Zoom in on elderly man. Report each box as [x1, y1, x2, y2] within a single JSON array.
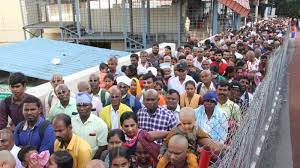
[[72, 92, 108, 159], [88, 74, 110, 108], [216, 81, 241, 124], [14, 95, 56, 153], [0, 72, 39, 129], [116, 76, 141, 113], [186, 54, 201, 82], [53, 114, 92, 168], [47, 84, 77, 121], [107, 56, 122, 80], [201, 59, 211, 70], [137, 89, 177, 143], [193, 47, 205, 70], [195, 91, 228, 143], [165, 135, 189, 168], [99, 87, 132, 130], [77, 81, 102, 116], [44, 74, 64, 115], [0, 128, 22, 168], [247, 50, 260, 73], [196, 70, 216, 97], [168, 61, 196, 94]]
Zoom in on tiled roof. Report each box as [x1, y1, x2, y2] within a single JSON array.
[[0, 38, 129, 80]]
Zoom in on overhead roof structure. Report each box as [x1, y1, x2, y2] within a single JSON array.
[[218, 0, 251, 17], [0, 38, 129, 80]]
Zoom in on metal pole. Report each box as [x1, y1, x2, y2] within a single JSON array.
[[36, 0, 41, 22], [211, 0, 218, 35], [255, 0, 259, 23], [176, 0, 182, 47], [121, 0, 127, 50], [19, 0, 27, 40], [58, 0, 64, 40], [108, 0, 112, 32], [45, 0, 50, 22], [141, 0, 146, 49], [129, 0, 133, 33], [87, 0, 92, 31], [147, 0, 150, 33], [235, 13, 241, 30], [99, 0, 103, 36], [75, 0, 81, 39]]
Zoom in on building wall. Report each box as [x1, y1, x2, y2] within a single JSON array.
[[0, 0, 24, 43], [80, 3, 178, 34]]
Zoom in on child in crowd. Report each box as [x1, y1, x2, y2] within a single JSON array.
[[157, 107, 222, 168], [18, 146, 50, 168], [46, 151, 73, 168], [100, 129, 126, 168], [99, 63, 109, 89], [103, 73, 115, 91], [109, 146, 131, 168]]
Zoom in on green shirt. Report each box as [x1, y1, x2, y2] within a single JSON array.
[[47, 98, 77, 121], [72, 114, 108, 157], [217, 99, 241, 122]]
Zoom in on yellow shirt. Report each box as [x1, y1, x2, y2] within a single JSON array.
[[99, 103, 132, 130], [217, 99, 241, 122], [54, 134, 92, 168]]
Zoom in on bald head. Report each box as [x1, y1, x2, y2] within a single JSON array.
[[144, 89, 158, 98], [0, 128, 14, 151], [179, 107, 195, 120], [86, 159, 106, 168], [0, 150, 16, 168], [168, 134, 188, 151], [77, 81, 91, 93]]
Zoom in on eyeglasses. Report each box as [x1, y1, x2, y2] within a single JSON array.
[[89, 80, 98, 82], [56, 90, 67, 95], [204, 100, 215, 103]]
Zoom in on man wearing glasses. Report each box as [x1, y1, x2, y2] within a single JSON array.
[[47, 84, 77, 121]]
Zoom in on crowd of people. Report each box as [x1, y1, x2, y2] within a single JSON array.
[[0, 18, 289, 168]]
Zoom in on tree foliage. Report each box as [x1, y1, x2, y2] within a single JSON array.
[[274, 0, 300, 17]]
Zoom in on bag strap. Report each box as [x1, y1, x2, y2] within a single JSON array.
[[38, 120, 51, 140]]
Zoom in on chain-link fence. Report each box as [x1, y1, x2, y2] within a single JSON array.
[[198, 28, 292, 167]]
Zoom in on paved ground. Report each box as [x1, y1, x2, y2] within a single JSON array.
[[289, 31, 300, 168]]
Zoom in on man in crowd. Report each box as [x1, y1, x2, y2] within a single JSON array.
[[216, 81, 241, 124], [44, 74, 64, 116], [107, 56, 122, 80], [14, 95, 55, 153], [71, 92, 108, 159], [197, 70, 216, 97], [0, 72, 37, 129], [0, 128, 22, 168], [116, 75, 141, 113], [53, 114, 92, 168], [47, 84, 77, 121], [148, 43, 160, 68], [100, 87, 132, 130], [88, 73, 110, 108], [168, 61, 196, 94], [193, 47, 205, 70], [165, 135, 190, 168], [137, 89, 177, 143], [165, 89, 181, 122]]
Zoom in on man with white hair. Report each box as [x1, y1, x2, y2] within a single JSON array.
[[116, 76, 141, 113], [0, 150, 16, 168], [44, 74, 64, 115], [193, 47, 206, 70]]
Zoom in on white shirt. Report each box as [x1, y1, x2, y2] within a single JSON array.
[[164, 104, 180, 123], [168, 75, 196, 94], [198, 82, 216, 97], [193, 57, 206, 70], [110, 108, 119, 129], [11, 145, 23, 168], [247, 58, 260, 72], [92, 95, 103, 116]]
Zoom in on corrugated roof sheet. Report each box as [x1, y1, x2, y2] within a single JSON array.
[[0, 38, 129, 80]]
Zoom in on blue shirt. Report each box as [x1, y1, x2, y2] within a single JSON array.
[[14, 117, 56, 153], [195, 105, 228, 143], [122, 94, 142, 114]]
